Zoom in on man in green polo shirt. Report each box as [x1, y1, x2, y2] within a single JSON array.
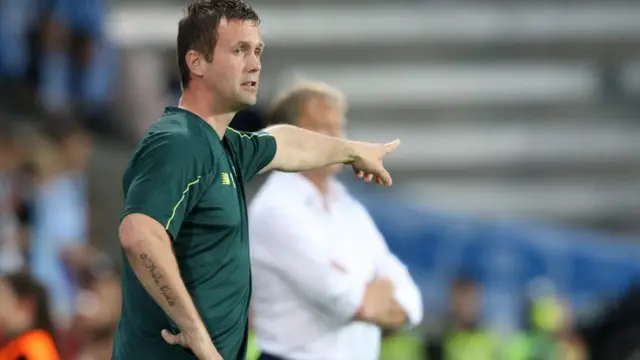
[[112, 1, 400, 360]]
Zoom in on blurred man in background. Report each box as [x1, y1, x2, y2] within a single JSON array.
[[425, 275, 498, 360], [581, 283, 640, 360], [0, 272, 60, 360], [0, 0, 114, 123], [0, 0, 41, 103], [39, 0, 115, 122], [248, 81, 423, 360], [28, 121, 92, 329], [68, 253, 121, 360], [0, 124, 26, 274], [504, 290, 586, 360]]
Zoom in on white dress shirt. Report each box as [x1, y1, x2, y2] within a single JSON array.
[[249, 172, 423, 360]]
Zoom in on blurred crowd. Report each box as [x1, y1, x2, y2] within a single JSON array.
[[0, 0, 113, 126], [0, 1, 120, 358], [0, 119, 121, 360], [396, 276, 588, 360]]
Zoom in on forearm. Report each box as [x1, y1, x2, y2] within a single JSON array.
[[122, 229, 206, 334], [354, 278, 396, 325], [265, 124, 358, 172], [373, 299, 409, 330]]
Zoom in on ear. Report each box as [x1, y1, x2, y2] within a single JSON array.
[[186, 50, 205, 79]]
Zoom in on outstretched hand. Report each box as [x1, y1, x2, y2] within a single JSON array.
[[351, 139, 400, 186]]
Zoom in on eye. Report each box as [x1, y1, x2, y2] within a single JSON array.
[[255, 48, 262, 57], [233, 48, 243, 55]]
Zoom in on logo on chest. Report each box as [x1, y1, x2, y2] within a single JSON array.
[[221, 172, 235, 187]]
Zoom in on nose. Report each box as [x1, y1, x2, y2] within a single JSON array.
[[248, 54, 261, 73]]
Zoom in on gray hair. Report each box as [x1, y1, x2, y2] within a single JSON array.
[[266, 81, 347, 126]]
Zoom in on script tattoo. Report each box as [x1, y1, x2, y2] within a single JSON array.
[[160, 286, 175, 307], [140, 253, 163, 284], [140, 253, 175, 307]]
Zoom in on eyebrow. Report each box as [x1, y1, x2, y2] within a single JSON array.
[[235, 41, 265, 49]]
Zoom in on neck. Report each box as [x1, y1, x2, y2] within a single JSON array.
[[303, 171, 330, 197], [179, 86, 236, 139]]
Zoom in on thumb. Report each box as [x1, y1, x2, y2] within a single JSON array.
[[161, 329, 181, 345], [382, 139, 400, 155]]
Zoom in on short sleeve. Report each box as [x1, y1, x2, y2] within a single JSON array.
[[122, 131, 204, 240], [225, 128, 277, 182]]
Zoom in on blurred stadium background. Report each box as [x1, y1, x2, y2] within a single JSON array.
[[1, 0, 640, 359]]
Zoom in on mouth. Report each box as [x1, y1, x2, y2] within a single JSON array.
[[242, 81, 257, 88]]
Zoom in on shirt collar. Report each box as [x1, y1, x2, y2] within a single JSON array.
[[269, 172, 346, 208]]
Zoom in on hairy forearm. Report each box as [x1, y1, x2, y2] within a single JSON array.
[[265, 124, 358, 172], [121, 226, 206, 334]]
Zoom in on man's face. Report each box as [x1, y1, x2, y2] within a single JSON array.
[[203, 18, 262, 111], [299, 97, 346, 176], [0, 279, 28, 336], [451, 283, 480, 326]]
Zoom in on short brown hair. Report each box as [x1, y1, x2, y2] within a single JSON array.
[[267, 81, 347, 126], [4, 272, 56, 341], [177, 0, 260, 88]]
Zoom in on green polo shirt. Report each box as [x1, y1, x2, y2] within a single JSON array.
[[113, 107, 277, 360]]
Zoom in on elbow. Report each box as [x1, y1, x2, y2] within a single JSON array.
[[405, 292, 424, 328], [118, 214, 162, 253], [119, 221, 140, 253], [408, 303, 424, 328]]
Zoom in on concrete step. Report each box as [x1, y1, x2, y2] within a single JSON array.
[[346, 119, 640, 171], [260, 42, 640, 69], [346, 103, 640, 126], [274, 61, 601, 109], [107, 3, 640, 48]]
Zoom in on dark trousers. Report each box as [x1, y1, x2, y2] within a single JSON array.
[[257, 352, 287, 360]]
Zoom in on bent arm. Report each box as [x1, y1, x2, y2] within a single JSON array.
[[261, 124, 359, 173], [373, 299, 411, 330], [374, 253, 424, 331], [250, 206, 396, 325], [359, 206, 423, 331], [250, 208, 364, 323], [119, 214, 209, 337]]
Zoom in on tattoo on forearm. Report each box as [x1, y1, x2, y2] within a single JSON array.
[[160, 285, 175, 307], [140, 253, 163, 284], [140, 253, 175, 307]]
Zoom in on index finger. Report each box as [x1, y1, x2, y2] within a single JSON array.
[[377, 168, 393, 186], [383, 139, 401, 155]]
